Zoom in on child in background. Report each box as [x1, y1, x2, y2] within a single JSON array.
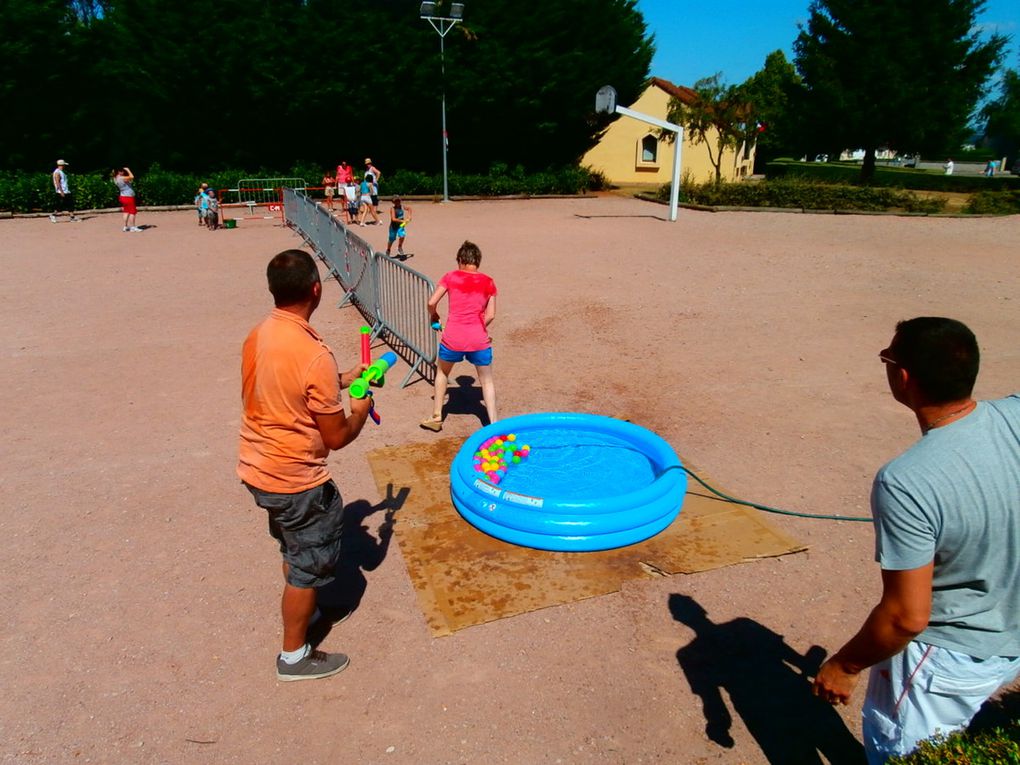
[[357, 174, 380, 226], [421, 241, 497, 432], [343, 179, 359, 225], [194, 182, 209, 226], [385, 196, 411, 258], [204, 189, 220, 230], [322, 171, 336, 211]]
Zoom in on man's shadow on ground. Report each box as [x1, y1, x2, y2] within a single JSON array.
[[311, 484, 408, 642], [441, 375, 490, 427], [670, 593, 865, 765]]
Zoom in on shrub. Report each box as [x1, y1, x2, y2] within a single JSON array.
[[888, 723, 1020, 764], [659, 178, 946, 214], [766, 159, 1020, 194], [965, 190, 1020, 215], [135, 164, 201, 206], [0, 171, 122, 212], [0, 164, 602, 212]]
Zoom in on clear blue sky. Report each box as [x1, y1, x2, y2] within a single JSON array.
[[635, 0, 1020, 88]]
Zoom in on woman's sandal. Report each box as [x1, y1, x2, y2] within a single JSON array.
[[419, 414, 443, 432]]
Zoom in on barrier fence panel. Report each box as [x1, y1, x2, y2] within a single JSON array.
[[281, 188, 436, 387], [374, 255, 439, 387], [340, 227, 378, 322], [236, 178, 305, 220]]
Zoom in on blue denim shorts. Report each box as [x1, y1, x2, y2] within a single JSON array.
[[438, 342, 492, 366], [244, 479, 344, 588]]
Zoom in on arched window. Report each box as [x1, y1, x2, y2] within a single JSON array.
[[641, 134, 658, 163]]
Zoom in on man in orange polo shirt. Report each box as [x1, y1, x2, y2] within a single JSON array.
[[238, 249, 371, 681]]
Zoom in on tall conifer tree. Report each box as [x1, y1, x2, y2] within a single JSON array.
[[794, 0, 1004, 180]]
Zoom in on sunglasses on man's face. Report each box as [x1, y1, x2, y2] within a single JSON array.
[[879, 349, 899, 366]]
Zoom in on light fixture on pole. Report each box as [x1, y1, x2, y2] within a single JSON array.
[[420, 2, 464, 203]]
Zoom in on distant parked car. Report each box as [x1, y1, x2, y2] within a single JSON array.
[[900, 155, 918, 168]]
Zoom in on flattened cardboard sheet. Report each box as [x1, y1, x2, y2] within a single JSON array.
[[367, 437, 806, 636]]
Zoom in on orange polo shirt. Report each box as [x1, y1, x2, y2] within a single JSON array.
[[237, 309, 343, 493]]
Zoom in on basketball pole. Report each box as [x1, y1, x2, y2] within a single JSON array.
[[596, 86, 684, 222]]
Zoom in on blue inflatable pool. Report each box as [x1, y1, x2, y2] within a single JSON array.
[[449, 413, 687, 552]]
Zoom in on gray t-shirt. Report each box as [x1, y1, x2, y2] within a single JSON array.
[[872, 394, 1020, 658], [115, 176, 135, 198]]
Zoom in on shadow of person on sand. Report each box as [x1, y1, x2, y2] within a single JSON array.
[[309, 484, 408, 645], [440, 374, 490, 427], [670, 593, 865, 765]]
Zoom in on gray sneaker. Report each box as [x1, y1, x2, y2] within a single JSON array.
[[276, 649, 349, 682]]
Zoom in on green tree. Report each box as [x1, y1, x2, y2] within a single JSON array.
[[794, 0, 1006, 181], [0, 0, 86, 168], [664, 73, 750, 183], [0, 0, 652, 174], [982, 53, 1020, 168], [739, 51, 806, 171], [442, 0, 653, 171]]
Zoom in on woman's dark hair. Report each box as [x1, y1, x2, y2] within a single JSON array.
[[266, 249, 319, 306], [891, 317, 979, 403]]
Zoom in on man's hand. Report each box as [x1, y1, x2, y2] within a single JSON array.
[[812, 655, 862, 705], [349, 393, 372, 418], [340, 363, 368, 389]]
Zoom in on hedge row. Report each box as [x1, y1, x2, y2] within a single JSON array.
[[965, 189, 1020, 215], [0, 164, 607, 213], [766, 160, 1020, 194], [659, 178, 947, 214]]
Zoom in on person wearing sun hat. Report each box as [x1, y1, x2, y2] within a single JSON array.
[[50, 159, 79, 223]]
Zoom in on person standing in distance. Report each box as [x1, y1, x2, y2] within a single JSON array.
[[813, 317, 1020, 763], [113, 167, 142, 232], [364, 157, 382, 214], [238, 249, 371, 681], [50, 159, 79, 223]]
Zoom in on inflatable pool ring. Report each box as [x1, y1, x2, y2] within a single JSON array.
[[449, 412, 686, 552]]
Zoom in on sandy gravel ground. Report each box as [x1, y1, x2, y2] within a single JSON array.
[[1, 199, 1018, 765]]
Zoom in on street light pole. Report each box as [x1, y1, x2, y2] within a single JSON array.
[[420, 2, 464, 203]]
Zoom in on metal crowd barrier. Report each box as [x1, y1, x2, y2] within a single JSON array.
[[281, 188, 437, 387]]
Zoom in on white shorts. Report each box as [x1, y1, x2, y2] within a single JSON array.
[[862, 640, 1020, 764]]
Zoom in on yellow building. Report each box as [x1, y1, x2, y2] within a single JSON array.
[[582, 77, 756, 186]]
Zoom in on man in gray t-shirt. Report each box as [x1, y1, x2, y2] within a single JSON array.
[[813, 317, 1020, 764]]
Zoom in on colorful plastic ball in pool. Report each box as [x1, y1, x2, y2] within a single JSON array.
[[507, 434, 516, 442], [512, 456, 521, 464]]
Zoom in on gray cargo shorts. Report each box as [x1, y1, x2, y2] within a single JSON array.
[[244, 479, 344, 588]]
